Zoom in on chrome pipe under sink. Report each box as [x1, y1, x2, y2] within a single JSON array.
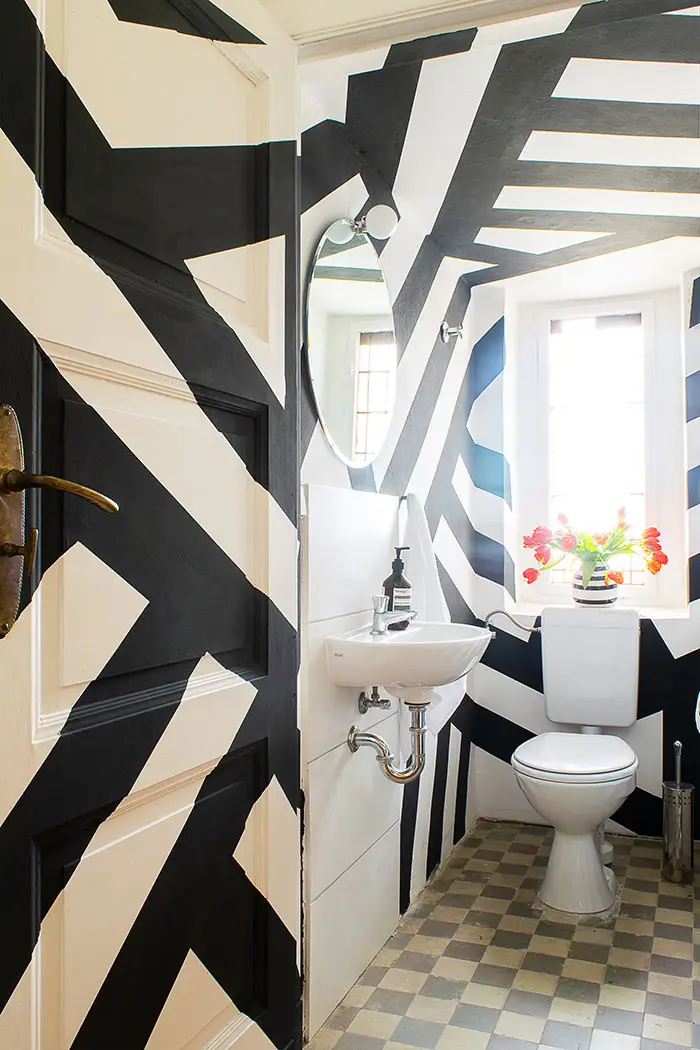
[[347, 702, 427, 784]]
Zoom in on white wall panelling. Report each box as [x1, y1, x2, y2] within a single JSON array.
[[301, 485, 402, 1034], [303, 484, 399, 622], [306, 823, 400, 1038], [307, 713, 402, 901]]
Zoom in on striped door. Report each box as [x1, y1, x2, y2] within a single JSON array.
[[0, 2, 300, 1048]]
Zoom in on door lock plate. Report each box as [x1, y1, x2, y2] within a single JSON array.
[[0, 403, 119, 637], [0, 405, 27, 637]]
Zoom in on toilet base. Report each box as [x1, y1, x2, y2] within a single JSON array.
[[540, 830, 616, 914]]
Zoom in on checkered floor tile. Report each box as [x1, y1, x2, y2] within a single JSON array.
[[308, 821, 700, 1050]]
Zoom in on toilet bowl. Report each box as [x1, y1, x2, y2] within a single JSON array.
[[512, 732, 638, 914]]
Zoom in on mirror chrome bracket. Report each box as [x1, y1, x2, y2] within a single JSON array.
[[440, 321, 464, 343]]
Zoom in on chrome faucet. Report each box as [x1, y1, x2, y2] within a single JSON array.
[[370, 594, 417, 635]]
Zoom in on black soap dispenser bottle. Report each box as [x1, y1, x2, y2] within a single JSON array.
[[383, 546, 412, 631]]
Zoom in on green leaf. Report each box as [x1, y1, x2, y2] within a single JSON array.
[[580, 560, 597, 588]]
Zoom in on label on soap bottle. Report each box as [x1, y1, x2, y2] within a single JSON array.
[[391, 587, 412, 611]]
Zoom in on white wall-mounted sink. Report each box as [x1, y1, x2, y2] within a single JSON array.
[[326, 621, 493, 704]]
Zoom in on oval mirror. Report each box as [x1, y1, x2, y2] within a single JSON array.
[[306, 221, 397, 467]]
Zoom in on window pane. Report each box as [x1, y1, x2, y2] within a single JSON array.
[[355, 413, 368, 456], [357, 342, 371, 372], [356, 372, 369, 413], [367, 372, 388, 412], [366, 413, 388, 455], [353, 331, 396, 460], [548, 313, 646, 539], [370, 342, 396, 372]]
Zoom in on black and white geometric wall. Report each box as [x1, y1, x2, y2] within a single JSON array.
[[0, 1, 301, 1048], [301, 0, 700, 912]]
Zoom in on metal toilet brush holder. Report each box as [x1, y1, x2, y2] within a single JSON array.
[[662, 741, 694, 885]]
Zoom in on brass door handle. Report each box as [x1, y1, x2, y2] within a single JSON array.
[[0, 469, 119, 513]]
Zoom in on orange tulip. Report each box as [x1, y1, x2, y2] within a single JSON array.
[[523, 534, 537, 549], [532, 526, 553, 545], [560, 534, 576, 551], [642, 527, 660, 539], [593, 533, 609, 547], [643, 539, 661, 552], [523, 568, 540, 584], [607, 570, 624, 585], [651, 550, 668, 566], [646, 559, 661, 575], [534, 546, 551, 565]]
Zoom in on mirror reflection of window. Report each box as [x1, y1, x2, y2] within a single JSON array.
[[354, 331, 396, 463], [306, 223, 397, 467]]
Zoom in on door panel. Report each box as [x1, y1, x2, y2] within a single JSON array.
[[0, 1, 300, 1048]]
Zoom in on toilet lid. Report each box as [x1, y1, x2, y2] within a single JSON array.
[[513, 733, 636, 776]]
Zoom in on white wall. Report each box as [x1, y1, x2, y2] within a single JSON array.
[[301, 485, 403, 1037]]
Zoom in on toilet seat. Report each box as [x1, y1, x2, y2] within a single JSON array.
[[512, 732, 638, 785]]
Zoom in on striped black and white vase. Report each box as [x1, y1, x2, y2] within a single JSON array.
[[572, 563, 619, 606]]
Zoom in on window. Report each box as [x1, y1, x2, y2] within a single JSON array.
[[515, 294, 685, 609], [353, 331, 396, 462], [548, 313, 646, 588]]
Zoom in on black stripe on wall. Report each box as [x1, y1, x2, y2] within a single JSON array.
[[393, 238, 444, 359], [467, 317, 505, 406], [612, 788, 664, 839], [300, 121, 361, 215], [106, 0, 264, 43], [472, 705, 534, 764], [686, 371, 700, 423], [688, 465, 700, 510], [400, 780, 421, 914], [690, 277, 700, 329], [381, 280, 470, 495], [344, 64, 423, 200], [426, 725, 451, 880], [565, 11, 700, 64], [442, 489, 514, 594], [570, 0, 696, 29], [465, 432, 512, 508], [386, 27, 477, 66], [480, 625, 544, 695], [451, 696, 477, 845], [349, 465, 377, 492], [438, 562, 477, 626], [533, 98, 700, 139]]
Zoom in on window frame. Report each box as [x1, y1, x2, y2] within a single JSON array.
[[514, 291, 687, 611], [352, 329, 396, 463]]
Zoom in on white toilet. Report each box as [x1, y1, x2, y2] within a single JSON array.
[[511, 607, 640, 914]]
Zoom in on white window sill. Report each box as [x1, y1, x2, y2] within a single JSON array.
[[511, 600, 690, 621]]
